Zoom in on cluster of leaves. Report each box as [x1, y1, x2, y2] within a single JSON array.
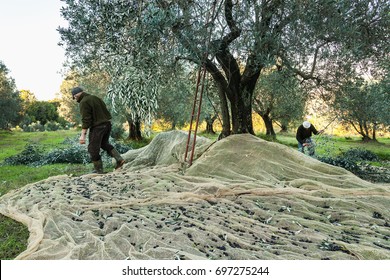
[[3, 144, 44, 166], [3, 137, 131, 167], [318, 148, 382, 179], [318, 156, 360, 173], [343, 148, 379, 162]]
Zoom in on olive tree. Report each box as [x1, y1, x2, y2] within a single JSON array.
[[59, 0, 389, 139], [0, 61, 22, 130], [253, 68, 307, 137], [332, 77, 390, 141]]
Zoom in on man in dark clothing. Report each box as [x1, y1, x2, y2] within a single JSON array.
[[296, 121, 323, 156], [72, 87, 125, 173]]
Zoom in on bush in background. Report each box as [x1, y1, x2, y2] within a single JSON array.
[[318, 148, 388, 182], [2, 136, 132, 167], [21, 121, 72, 132], [3, 144, 43, 165], [22, 121, 45, 132], [342, 148, 379, 162]]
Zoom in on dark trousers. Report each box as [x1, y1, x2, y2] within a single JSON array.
[[88, 122, 114, 161]]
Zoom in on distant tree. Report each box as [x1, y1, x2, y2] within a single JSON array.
[[25, 101, 59, 126], [154, 63, 221, 134], [333, 77, 390, 141], [253, 68, 307, 138], [57, 70, 110, 126], [156, 73, 193, 130], [19, 90, 37, 105], [0, 61, 22, 129]]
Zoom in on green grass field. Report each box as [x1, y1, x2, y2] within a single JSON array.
[[0, 129, 389, 259], [0, 130, 91, 197], [269, 133, 390, 160], [0, 129, 91, 259]]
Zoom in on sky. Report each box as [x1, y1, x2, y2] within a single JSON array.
[[0, 0, 68, 101]]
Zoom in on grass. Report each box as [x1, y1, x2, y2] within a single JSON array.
[[268, 132, 390, 161], [0, 214, 30, 259], [0, 130, 83, 161], [0, 129, 389, 259], [0, 129, 91, 260], [0, 164, 90, 197]]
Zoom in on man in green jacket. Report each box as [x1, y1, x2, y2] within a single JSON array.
[[72, 87, 125, 173]]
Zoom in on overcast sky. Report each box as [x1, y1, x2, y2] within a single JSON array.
[[0, 0, 67, 100]]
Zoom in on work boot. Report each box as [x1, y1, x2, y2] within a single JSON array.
[[92, 160, 104, 174], [110, 148, 125, 170]]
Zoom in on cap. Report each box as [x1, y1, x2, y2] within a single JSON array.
[[71, 87, 83, 99], [303, 121, 311, 128]]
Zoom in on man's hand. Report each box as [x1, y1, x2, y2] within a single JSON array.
[[79, 134, 86, 144], [319, 129, 325, 134], [79, 129, 88, 144]]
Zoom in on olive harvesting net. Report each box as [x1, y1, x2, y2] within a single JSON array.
[[0, 131, 389, 260]]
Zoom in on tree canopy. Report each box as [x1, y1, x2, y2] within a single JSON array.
[[254, 68, 307, 136], [59, 0, 389, 137], [0, 61, 22, 130], [332, 77, 390, 141]]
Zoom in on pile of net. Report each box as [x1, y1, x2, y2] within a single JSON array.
[[0, 131, 389, 260]]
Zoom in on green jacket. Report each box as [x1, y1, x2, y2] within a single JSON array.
[[78, 92, 112, 129]]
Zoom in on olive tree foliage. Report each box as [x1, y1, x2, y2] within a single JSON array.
[[58, 0, 389, 139], [253, 68, 307, 137], [58, 0, 165, 137], [0, 61, 22, 130], [152, 0, 389, 138], [155, 65, 194, 130], [156, 63, 221, 132], [332, 77, 390, 141], [107, 59, 159, 138]]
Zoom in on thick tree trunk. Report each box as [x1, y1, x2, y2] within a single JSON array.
[[204, 113, 217, 134], [171, 120, 176, 131], [260, 113, 276, 138], [232, 89, 255, 134], [126, 116, 142, 141], [372, 123, 378, 141], [206, 62, 231, 138]]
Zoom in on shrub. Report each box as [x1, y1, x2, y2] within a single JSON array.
[[44, 121, 61, 131], [3, 136, 132, 167], [112, 140, 131, 154], [317, 156, 359, 173], [37, 145, 90, 165], [318, 148, 382, 180], [342, 148, 379, 162], [3, 144, 43, 165], [22, 121, 45, 132]]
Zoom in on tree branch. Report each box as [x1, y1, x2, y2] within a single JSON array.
[[221, 0, 241, 48]]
